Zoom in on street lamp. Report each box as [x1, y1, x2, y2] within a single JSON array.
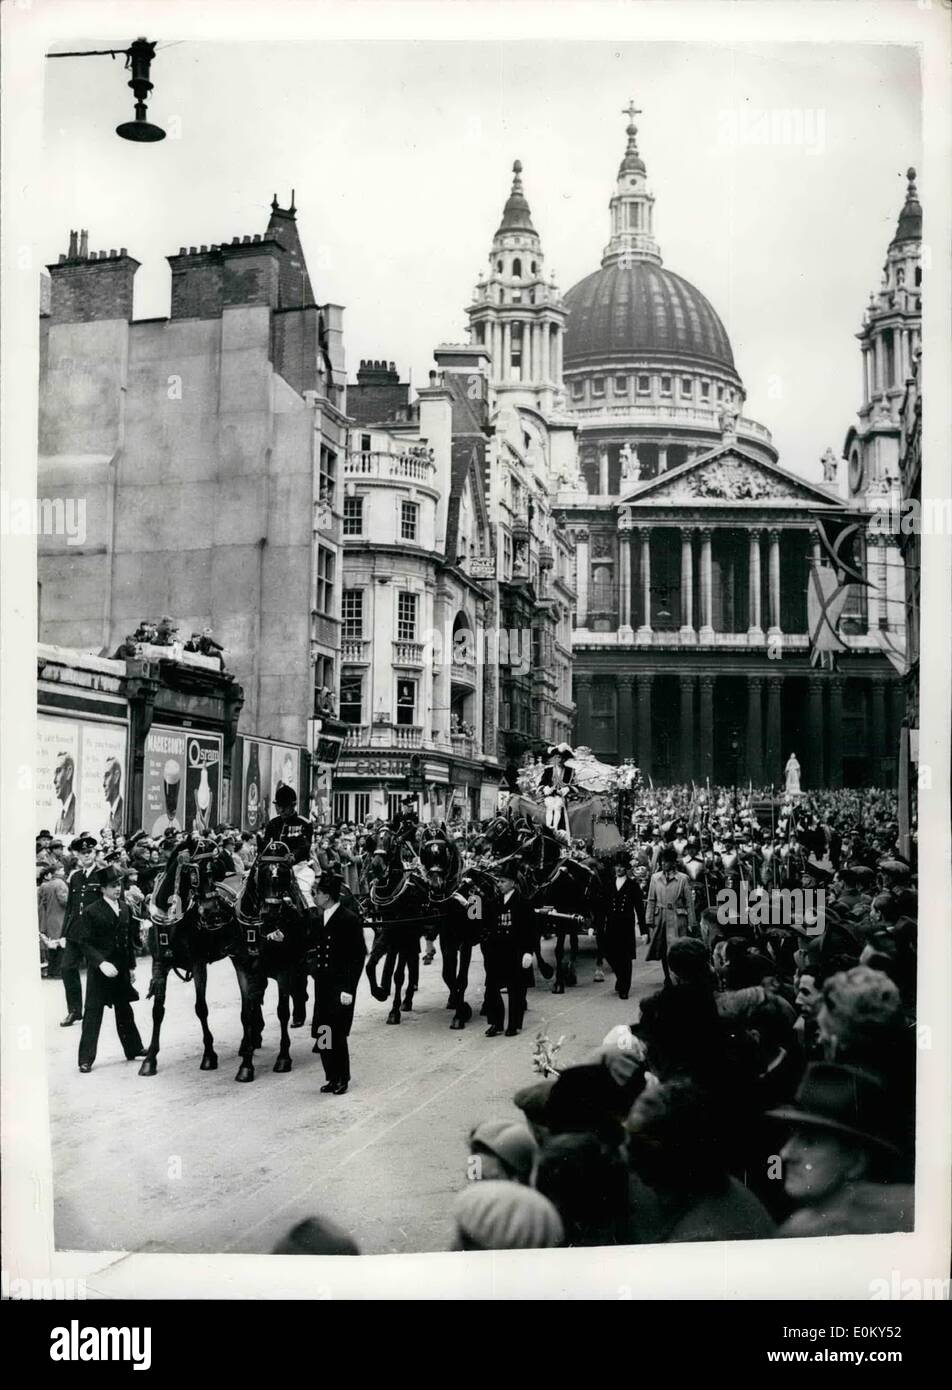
[[47, 37, 166, 143]]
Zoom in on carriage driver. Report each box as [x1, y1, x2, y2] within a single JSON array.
[[258, 783, 315, 911]]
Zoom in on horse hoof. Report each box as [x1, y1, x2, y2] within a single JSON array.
[[138, 1058, 157, 1077], [235, 1065, 255, 1083], [370, 987, 388, 1003], [538, 962, 554, 980], [551, 983, 565, 995], [402, 997, 414, 1012], [386, 1010, 401, 1025], [450, 1017, 465, 1030], [273, 1056, 292, 1074], [200, 1053, 218, 1071]]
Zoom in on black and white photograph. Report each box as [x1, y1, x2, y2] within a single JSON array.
[[2, 0, 950, 1313]]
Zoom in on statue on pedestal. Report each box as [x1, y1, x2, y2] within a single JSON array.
[[784, 752, 802, 796], [619, 441, 641, 484], [820, 447, 839, 484]]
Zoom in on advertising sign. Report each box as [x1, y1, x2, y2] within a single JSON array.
[[142, 726, 222, 838], [36, 715, 128, 838], [240, 737, 304, 833]]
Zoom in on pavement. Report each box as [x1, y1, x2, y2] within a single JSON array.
[[46, 936, 665, 1256]]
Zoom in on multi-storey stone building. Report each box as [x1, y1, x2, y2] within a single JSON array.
[[37, 197, 348, 816]]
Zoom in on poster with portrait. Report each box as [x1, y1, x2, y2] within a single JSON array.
[[36, 715, 129, 839], [36, 716, 80, 838], [142, 726, 223, 838]]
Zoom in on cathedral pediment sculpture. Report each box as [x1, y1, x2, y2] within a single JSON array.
[[628, 453, 813, 504]]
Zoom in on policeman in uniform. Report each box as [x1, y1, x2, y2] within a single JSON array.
[[74, 865, 145, 1072], [483, 856, 537, 1038], [601, 848, 646, 1000], [59, 834, 101, 1025], [307, 869, 367, 1094]]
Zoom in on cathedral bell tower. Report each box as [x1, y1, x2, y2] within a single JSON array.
[[466, 160, 568, 414], [601, 101, 663, 269]]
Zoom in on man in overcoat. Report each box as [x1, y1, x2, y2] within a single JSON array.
[[74, 865, 144, 1071], [307, 869, 367, 1094], [482, 858, 538, 1037], [602, 849, 646, 1000], [646, 845, 697, 981]]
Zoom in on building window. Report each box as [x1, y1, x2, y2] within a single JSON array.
[[613, 375, 628, 394], [717, 384, 724, 401], [360, 433, 371, 453], [496, 259, 503, 272], [342, 494, 364, 536], [571, 380, 584, 400], [396, 678, 417, 726], [332, 792, 350, 823], [502, 533, 513, 577], [512, 258, 522, 278], [700, 381, 711, 401], [315, 545, 335, 615], [475, 322, 485, 343], [400, 500, 419, 541], [397, 591, 418, 641], [592, 377, 605, 397], [681, 377, 693, 397], [341, 589, 363, 639], [319, 446, 336, 500], [354, 792, 370, 824], [637, 375, 650, 395], [388, 791, 414, 821], [530, 260, 537, 274], [339, 674, 363, 724], [660, 376, 672, 397]]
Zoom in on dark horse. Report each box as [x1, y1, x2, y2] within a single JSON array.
[[139, 835, 239, 1077], [364, 825, 435, 1025], [418, 827, 501, 1030], [528, 845, 604, 994], [231, 843, 311, 1081]]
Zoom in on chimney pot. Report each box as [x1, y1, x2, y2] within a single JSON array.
[[179, 247, 187, 256], [200, 244, 208, 253], [120, 247, 127, 257], [90, 251, 98, 261], [68, 231, 78, 258], [232, 237, 240, 244], [110, 249, 117, 259], [58, 254, 66, 264], [79, 230, 88, 258], [242, 235, 251, 244], [189, 246, 197, 255]]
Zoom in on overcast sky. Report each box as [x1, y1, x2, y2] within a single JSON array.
[[39, 38, 920, 478]]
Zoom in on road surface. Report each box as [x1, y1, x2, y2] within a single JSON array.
[[46, 936, 664, 1256]]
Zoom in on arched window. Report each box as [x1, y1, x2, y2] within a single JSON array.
[[914, 266, 922, 287], [512, 258, 522, 278], [530, 260, 537, 274], [496, 259, 503, 272]]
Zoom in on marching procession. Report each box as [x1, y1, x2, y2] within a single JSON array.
[[35, 742, 918, 1252]]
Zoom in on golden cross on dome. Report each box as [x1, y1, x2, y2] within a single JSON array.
[[622, 100, 642, 124]]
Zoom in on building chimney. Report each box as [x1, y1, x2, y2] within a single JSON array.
[[46, 238, 140, 323]]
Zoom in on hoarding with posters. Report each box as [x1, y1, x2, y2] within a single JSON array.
[[36, 715, 129, 838], [141, 726, 222, 838], [239, 737, 304, 833]]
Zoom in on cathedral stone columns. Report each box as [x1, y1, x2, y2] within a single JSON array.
[[768, 529, 782, 636], [766, 675, 783, 786], [598, 448, 610, 494], [747, 528, 763, 637], [699, 677, 714, 782], [618, 518, 633, 637], [699, 528, 714, 641], [636, 674, 653, 777], [502, 322, 511, 381], [746, 676, 764, 786], [808, 676, 825, 786], [575, 528, 590, 628], [680, 528, 694, 635], [618, 677, 635, 758], [575, 675, 593, 748], [637, 527, 652, 639], [828, 676, 844, 788], [680, 674, 696, 782]]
